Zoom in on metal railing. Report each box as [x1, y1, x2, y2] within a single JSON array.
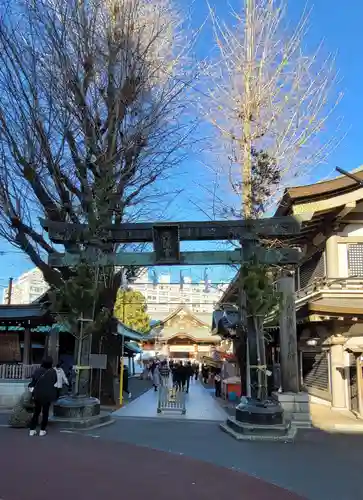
[[0, 364, 40, 380], [296, 276, 363, 300], [157, 386, 186, 415]]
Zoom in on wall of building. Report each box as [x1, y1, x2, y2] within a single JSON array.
[[2, 268, 48, 305], [327, 224, 363, 278], [130, 272, 227, 315]]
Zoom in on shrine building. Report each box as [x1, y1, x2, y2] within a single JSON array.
[[141, 306, 221, 362]]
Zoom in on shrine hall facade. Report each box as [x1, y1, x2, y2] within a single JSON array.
[[141, 306, 221, 361]]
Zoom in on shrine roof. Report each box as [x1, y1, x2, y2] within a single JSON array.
[[151, 306, 211, 328], [0, 303, 50, 322], [276, 167, 363, 214], [146, 327, 220, 342], [272, 168, 363, 247], [116, 320, 147, 341]]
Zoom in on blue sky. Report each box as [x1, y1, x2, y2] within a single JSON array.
[[0, 0, 362, 291]]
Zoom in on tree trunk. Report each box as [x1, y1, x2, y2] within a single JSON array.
[[90, 323, 121, 405], [253, 316, 267, 400], [234, 328, 247, 396]]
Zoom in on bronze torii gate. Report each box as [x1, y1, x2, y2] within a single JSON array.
[[41, 216, 302, 414], [41, 217, 302, 267]]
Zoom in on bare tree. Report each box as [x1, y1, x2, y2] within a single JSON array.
[[0, 0, 197, 402], [205, 0, 342, 217], [201, 0, 342, 401]]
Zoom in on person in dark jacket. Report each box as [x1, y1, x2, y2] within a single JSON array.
[[172, 363, 179, 387], [122, 364, 132, 399], [214, 368, 222, 398], [185, 362, 193, 393], [28, 356, 57, 437], [178, 362, 187, 391], [193, 363, 199, 381], [159, 360, 170, 386], [201, 364, 209, 384]]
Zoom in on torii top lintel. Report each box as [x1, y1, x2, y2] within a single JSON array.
[[40, 216, 302, 244]]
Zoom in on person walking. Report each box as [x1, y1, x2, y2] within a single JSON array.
[[159, 360, 170, 387], [185, 362, 193, 393], [214, 370, 222, 398], [122, 364, 132, 399], [179, 362, 187, 392], [172, 362, 179, 388], [193, 363, 199, 381], [54, 361, 69, 399], [152, 363, 161, 391], [201, 364, 210, 384], [28, 356, 57, 437]]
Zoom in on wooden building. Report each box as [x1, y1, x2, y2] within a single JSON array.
[[217, 168, 363, 417], [142, 306, 220, 361], [0, 304, 55, 377]]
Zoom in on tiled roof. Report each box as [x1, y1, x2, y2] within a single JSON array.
[[0, 304, 49, 321], [147, 327, 220, 342]]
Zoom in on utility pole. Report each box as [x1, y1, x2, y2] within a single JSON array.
[[7, 277, 13, 305]]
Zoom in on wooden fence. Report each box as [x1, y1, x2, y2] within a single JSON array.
[[0, 364, 40, 380]]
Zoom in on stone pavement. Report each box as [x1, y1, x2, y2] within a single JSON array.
[[113, 378, 227, 421], [0, 428, 303, 500], [86, 417, 363, 500], [310, 402, 363, 432]]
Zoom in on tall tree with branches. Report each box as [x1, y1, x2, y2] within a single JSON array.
[[204, 0, 342, 399], [206, 0, 342, 216], [0, 0, 197, 402]]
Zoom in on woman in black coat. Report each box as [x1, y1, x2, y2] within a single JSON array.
[[28, 356, 57, 437]]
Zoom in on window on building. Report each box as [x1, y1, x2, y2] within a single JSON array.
[[347, 243, 363, 276]]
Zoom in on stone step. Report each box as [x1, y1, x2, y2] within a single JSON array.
[[226, 416, 291, 437], [50, 411, 113, 430], [220, 419, 297, 442]]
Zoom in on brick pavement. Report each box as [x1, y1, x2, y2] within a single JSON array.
[[0, 429, 304, 500]]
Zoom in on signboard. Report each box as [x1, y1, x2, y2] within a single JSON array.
[[40, 216, 303, 244], [89, 354, 107, 370], [153, 224, 180, 264], [48, 248, 300, 268]]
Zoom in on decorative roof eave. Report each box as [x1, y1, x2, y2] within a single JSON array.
[[155, 305, 210, 328], [291, 187, 363, 220], [116, 321, 147, 341], [276, 167, 363, 215], [124, 341, 142, 354], [0, 303, 51, 322], [308, 303, 363, 318], [215, 274, 240, 309], [141, 332, 221, 343], [167, 333, 220, 343]]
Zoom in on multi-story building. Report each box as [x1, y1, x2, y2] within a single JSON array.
[[2, 268, 48, 305], [130, 269, 227, 318]]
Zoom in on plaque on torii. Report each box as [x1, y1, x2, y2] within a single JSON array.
[[40, 217, 303, 268]]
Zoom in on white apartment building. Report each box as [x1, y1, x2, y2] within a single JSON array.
[[2, 268, 49, 305], [130, 269, 227, 318], [3, 266, 227, 314]]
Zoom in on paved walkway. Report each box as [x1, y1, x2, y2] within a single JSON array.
[[76, 417, 363, 500], [113, 379, 228, 421], [310, 403, 363, 432], [0, 429, 304, 500]]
